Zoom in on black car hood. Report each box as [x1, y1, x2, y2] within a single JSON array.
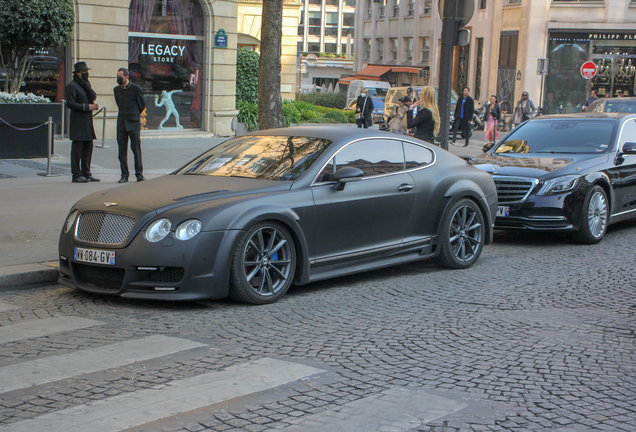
[[474, 153, 608, 178], [76, 175, 293, 214]]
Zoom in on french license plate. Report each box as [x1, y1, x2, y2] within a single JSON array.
[[74, 247, 116, 265], [497, 206, 510, 217]]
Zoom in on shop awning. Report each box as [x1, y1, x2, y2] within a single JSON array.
[[338, 65, 425, 85], [391, 66, 423, 74], [355, 65, 393, 79]]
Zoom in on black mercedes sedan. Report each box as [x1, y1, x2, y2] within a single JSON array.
[[474, 113, 636, 243], [58, 127, 497, 304]]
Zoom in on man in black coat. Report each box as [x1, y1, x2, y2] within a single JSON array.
[[65, 62, 100, 183], [114, 67, 147, 182], [355, 89, 374, 129], [451, 86, 475, 147]]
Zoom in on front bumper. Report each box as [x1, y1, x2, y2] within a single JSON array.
[[494, 191, 583, 231], [58, 229, 243, 300]]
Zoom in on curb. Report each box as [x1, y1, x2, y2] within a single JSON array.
[[0, 262, 59, 291]]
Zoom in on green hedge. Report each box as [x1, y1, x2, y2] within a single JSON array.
[[237, 99, 353, 130], [299, 91, 347, 109]]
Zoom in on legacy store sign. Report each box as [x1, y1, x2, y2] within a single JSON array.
[[141, 43, 186, 63]]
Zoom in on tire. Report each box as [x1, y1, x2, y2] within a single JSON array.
[[572, 185, 608, 244], [434, 198, 485, 269], [229, 221, 296, 304]]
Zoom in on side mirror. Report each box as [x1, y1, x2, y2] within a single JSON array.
[[623, 142, 636, 154], [333, 167, 364, 191]]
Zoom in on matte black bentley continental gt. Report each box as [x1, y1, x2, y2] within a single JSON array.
[[58, 127, 497, 304], [474, 113, 636, 243]]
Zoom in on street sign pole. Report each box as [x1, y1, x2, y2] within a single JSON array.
[[438, 0, 457, 151]]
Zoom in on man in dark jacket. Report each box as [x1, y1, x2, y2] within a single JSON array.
[[451, 86, 475, 147], [65, 62, 100, 183], [355, 89, 374, 128], [114, 67, 147, 182]]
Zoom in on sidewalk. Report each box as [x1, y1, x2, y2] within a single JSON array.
[[0, 129, 486, 289]]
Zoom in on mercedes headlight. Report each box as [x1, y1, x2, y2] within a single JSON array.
[[64, 210, 78, 233], [175, 219, 202, 241], [145, 218, 172, 242], [537, 175, 581, 195]]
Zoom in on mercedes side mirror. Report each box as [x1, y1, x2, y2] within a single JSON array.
[[333, 167, 364, 191], [622, 142, 636, 154], [616, 141, 636, 165]]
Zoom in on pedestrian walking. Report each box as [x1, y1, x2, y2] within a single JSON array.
[[355, 89, 374, 129], [388, 96, 408, 134], [407, 86, 440, 145], [583, 89, 599, 111], [512, 91, 536, 128], [484, 95, 501, 146], [451, 87, 474, 147], [616, 89, 624, 97], [114, 67, 147, 183], [65, 61, 100, 183]]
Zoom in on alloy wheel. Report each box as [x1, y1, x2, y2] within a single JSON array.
[[587, 190, 608, 239], [241, 226, 293, 297], [449, 204, 483, 263]]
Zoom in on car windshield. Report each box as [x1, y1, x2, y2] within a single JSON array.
[[176, 136, 333, 181], [372, 98, 385, 108], [494, 119, 616, 154], [605, 101, 636, 113], [368, 88, 389, 97]]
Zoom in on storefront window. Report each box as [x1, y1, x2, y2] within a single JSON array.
[[128, 0, 205, 130], [0, 47, 67, 103], [545, 32, 636, 113]]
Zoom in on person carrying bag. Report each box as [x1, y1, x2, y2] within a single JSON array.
[[355, 89, 374, 129]]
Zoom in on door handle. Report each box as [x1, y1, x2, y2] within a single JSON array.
[[398, 183, 414, 192]]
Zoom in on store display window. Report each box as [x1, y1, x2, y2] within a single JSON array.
[[128, 0, 205, 130]]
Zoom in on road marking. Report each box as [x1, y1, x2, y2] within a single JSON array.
[[0, 335, 207, 394], [0, 357, 326, 432], [266, 387, 468, 431], [0, 301, 19, 313], [0, 316, 104, 345]]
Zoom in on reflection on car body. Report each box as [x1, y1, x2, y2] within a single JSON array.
[[58, 127, 497, 304], [474, 113, 636, 243]]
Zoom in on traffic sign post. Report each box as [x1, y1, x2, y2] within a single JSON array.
[[437, 0, 475, 150], [581, 61, 598, 79]]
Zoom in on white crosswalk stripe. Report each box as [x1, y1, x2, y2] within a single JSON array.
[[0, 301, 19, 313], [0, 335, 207, 394], [266, 387, 468, 432], [0, 316, 104, 345], [0, 357, 326, 432]]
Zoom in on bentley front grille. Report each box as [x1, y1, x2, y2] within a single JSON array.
[[75, 211, 136, 245], [493, 176, 538, 204], [75, 263, 124, 291]]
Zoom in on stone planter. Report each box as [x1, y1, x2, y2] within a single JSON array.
[[0, 103, 62, 159]]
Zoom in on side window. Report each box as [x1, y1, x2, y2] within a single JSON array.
[[619, 119, 636, 152], [404, 142, 434, 169], [317, 139, 404, 181]]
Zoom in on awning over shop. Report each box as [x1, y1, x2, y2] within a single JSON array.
[[338, 65, 426, 85], [355, 65, 393, 79]]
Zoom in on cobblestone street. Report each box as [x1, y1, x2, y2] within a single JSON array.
[[1, 222, 635, 431]]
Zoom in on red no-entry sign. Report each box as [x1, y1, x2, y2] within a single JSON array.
[[581, 61, 597, 79]]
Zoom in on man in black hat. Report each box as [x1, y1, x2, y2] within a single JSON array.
[[65, 61, 100, 182], [114, 67, 147, 182]]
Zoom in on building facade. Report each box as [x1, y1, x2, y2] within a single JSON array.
[[354, 0, 636, 115], [17, 0, 301, 139]]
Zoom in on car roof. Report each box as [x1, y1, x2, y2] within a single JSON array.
[[537, 112, 633, 120], [245, 126, 409, 143]]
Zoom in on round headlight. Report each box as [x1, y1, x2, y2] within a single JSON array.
[[175, 219, 202, 241], [145, 218, 172, 242], [64, 210, 78, 233]]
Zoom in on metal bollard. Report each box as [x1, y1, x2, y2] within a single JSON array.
[[61, 100, 66, 139], [38, 117, 61, 177], [95, 106, 110, 149]]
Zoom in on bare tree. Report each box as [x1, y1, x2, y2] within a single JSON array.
[[257, 0, 285, 130]]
